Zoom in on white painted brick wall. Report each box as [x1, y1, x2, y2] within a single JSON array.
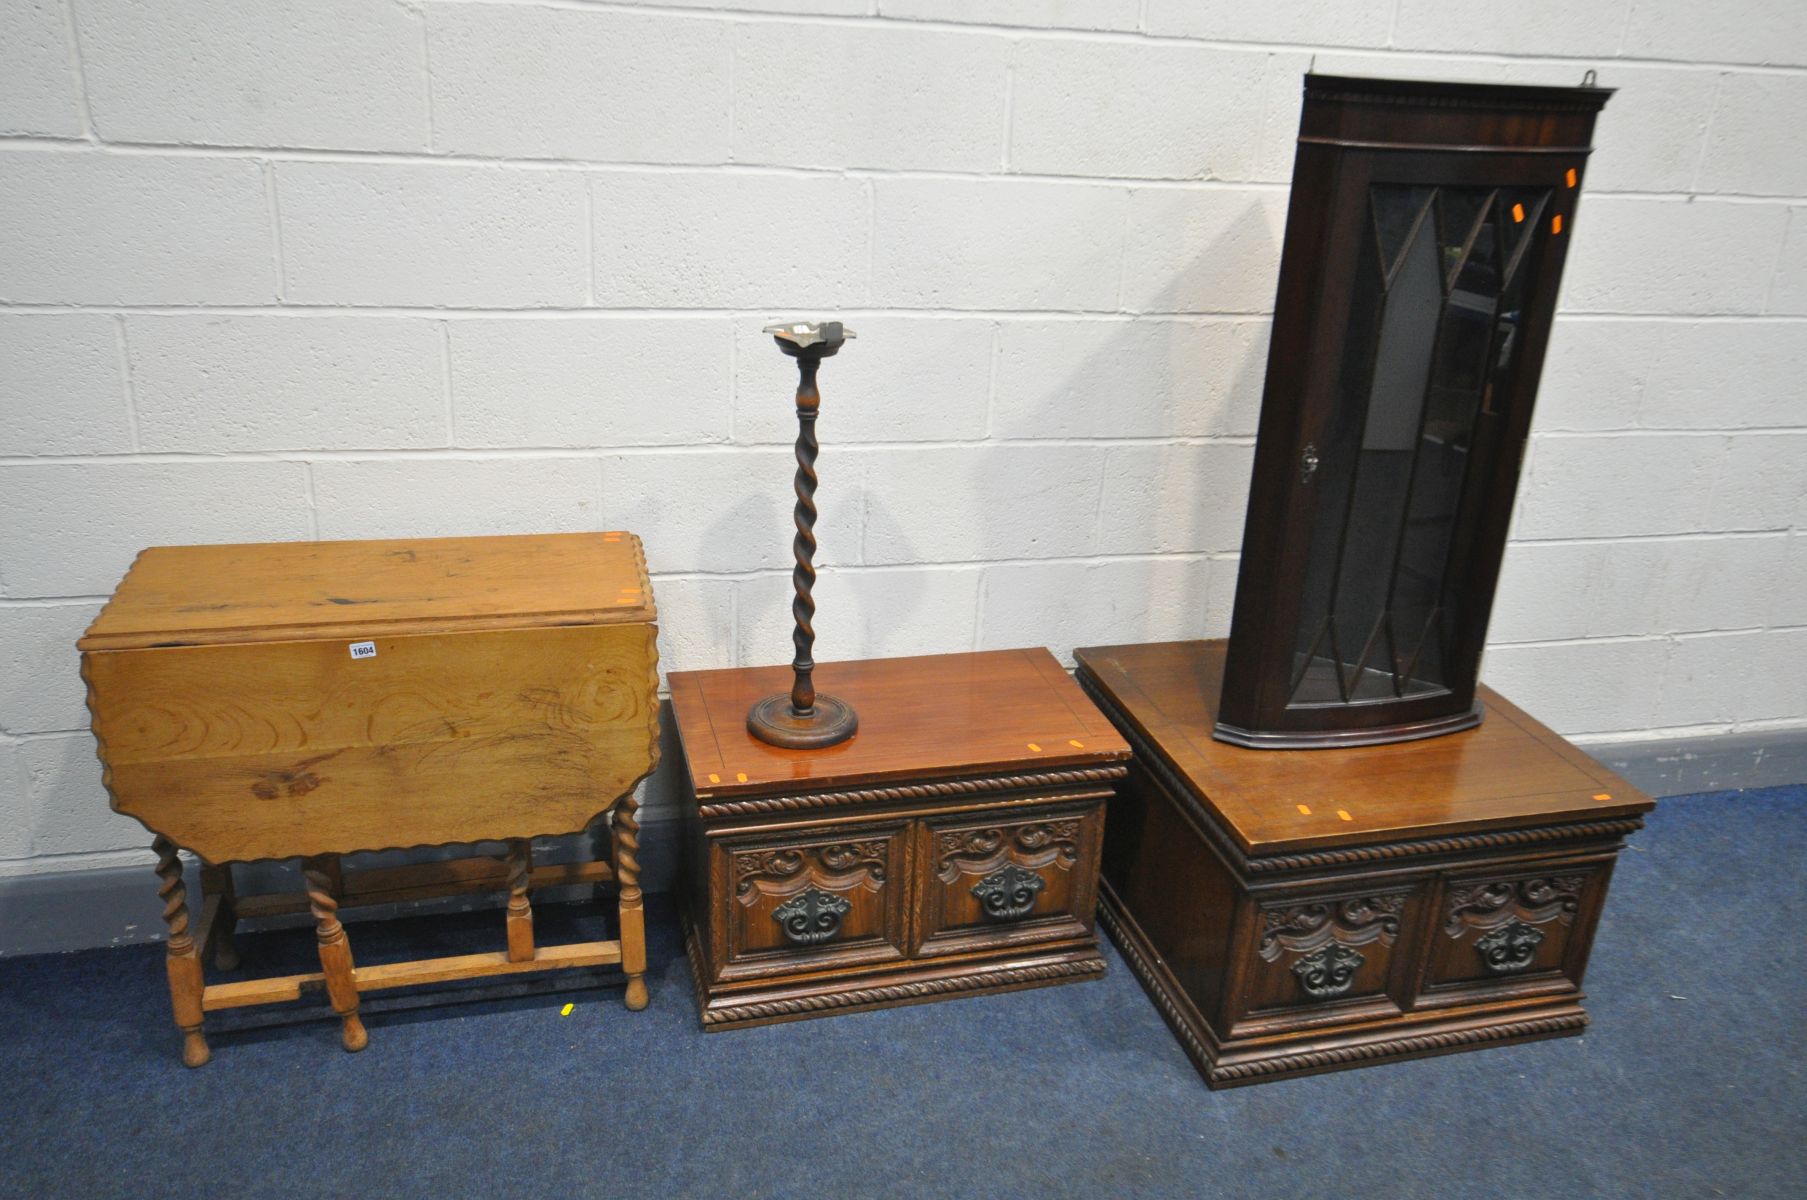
[[428, 6, 732, 164], [0, 316, 132, 454], [592, 171, 867, 307], [278, 162, 589, 307], [0, 151, 273, 304], [0, 1, 83, 138], [2, 0, 1803, 877], [74, 0, 431, 152], [127, 316, 446, 452]]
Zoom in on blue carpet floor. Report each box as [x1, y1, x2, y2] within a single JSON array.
[[1, 786, 1802, 1200]]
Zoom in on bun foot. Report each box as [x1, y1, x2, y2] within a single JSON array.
[[340, 1014, 369, 1052], [213, 941, 241, 972], [181, 1030, 211, 1068], [624, 976, 649, 1011]]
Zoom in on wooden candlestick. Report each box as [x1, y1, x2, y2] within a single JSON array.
[[747, 321, 860, 750]]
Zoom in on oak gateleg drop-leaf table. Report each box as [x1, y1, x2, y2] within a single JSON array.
[[78, 532, 660, 1066]]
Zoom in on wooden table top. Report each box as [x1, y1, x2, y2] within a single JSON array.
[[1074, 639, 1653, 856], [669, 648, 1130, 800], [81, 532, 654, 651]]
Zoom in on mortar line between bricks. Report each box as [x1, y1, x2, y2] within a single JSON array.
[[1492, 623, 1807, 650], [584, 180, 597, 305], [263, 162, 287, 302], [0, 596, 114, 607], [302, 461, 320, 538], [418, 0, 437, 153], [407, 0, 1807, 79], [1762, 206, 1796, 314], [999, 40, 1015, 172], [112, 316, 139, 451], [59, 0, 97, 142], [440, 322, 456, 445], [4, 138, 1803, 205], [982, 321, 1000, 440], [9, 428, 1806, 469], [0, 303, 1284, 319], [649, 553, 1234, 582], [6, 304, 1803, 323], [1507, 529, 1793, 547], [0, 437, 1267, 467]]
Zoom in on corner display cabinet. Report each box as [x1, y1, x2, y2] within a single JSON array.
[[1074, 74, 1654, 1088], [1216, 73, 1611, 749]]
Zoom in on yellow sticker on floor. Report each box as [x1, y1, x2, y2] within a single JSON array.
[[560, 1003, 574, 1017]]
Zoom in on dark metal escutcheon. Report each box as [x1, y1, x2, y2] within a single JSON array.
[[1290, 942, 1364, 1000], [772, 887, 852, 946], [1475, 919, 1545, 975], [972, 864, 1045, 921]]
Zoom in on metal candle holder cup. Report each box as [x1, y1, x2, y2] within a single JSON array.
[[746, 320, 860, 750]]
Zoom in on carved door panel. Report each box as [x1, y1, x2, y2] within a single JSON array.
[[912, 804, 1103, 957], [716, 824, 910, 980], [1232, 888, 1419, 1029], [1421, 865, 1603, 996]]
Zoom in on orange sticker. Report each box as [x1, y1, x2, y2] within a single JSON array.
[[1337, 809, 1353, 822], [1068, 739, 1085, 749], [736, 772, 748, 783], [708, 773, 720, 784], [1511, 202, 1525, 223], [1552, 214, 1564, 235], [1566, 167, 1578, 188], [1027, 742, 1042, 752], [1296, 804, 1312, 816], [1593, 793, 1612, 801]]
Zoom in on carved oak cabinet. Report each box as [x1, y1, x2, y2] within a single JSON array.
[[670, 648, 1130, 1029], [1075, 640, 1652, 1087]]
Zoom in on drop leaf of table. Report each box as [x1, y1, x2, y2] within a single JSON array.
[[80, 532, 661, 1066]]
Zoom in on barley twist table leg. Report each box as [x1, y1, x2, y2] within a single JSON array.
[[303, 857, 368, 1052], [154, 836, 210, 1068], [504, 838, 535, 963], [614, 795, 649, 1011]]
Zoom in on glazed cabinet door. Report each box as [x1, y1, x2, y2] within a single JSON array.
[[911, 802, 1105, 957], [1217, 73, 1609, 749]]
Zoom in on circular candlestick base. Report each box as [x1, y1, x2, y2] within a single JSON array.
[[746, 693, 859, 750]]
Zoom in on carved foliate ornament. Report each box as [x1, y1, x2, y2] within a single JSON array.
[[936, 820, 1080, 881], [734, 840, 888, 900], [1258, 894, 1405, 962], [1444, 875, 1586, 936]]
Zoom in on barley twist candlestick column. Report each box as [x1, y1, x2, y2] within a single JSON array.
[[747, 320, 860, 750]]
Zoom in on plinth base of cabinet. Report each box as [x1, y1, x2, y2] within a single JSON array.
[[683, 910, 1106, 1031], [1097, 882, 1588, 1088]]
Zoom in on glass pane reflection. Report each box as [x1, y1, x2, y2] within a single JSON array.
[[1288, 184, 1550, 709]]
